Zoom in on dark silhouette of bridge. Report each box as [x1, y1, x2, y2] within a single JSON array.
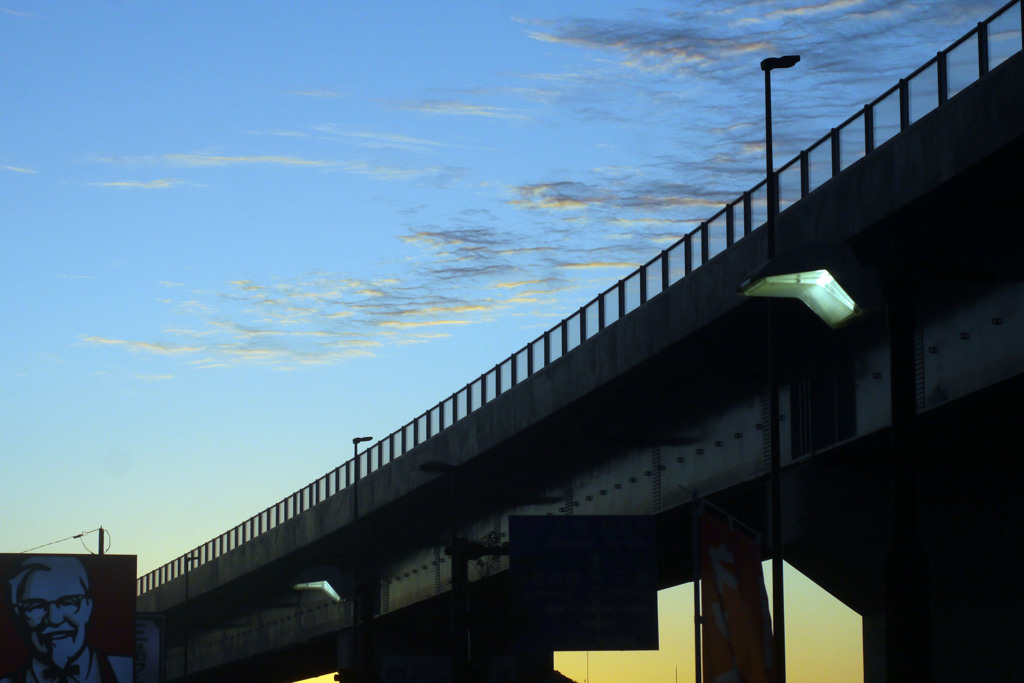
[[138, 3, 1024, 681]]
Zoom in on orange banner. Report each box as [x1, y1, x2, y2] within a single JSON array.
[[700, 511, 776, 683]]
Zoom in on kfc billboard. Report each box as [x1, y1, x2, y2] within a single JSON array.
[[0, 554, 136, 683]]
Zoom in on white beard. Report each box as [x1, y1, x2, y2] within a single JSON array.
[[35, 632, 85, 670]]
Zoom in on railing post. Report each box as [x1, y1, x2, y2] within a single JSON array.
[[661, 251, 670, 291], [899, 78, 910, 132], [830, 128, 841, 177], [700, 223, 709, 265], [639, 263, 648, 303], [598, 294, 606, 331], [978, 22, 989, 77], [937, 51, 949, 105], [684, 234, 693, 276], [742, 192, 752, 237], [799, 151, 810, 198], [864, 104, 875, 155], [726, 203, 736, 247]]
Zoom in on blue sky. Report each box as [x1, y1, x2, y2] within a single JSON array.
[[2, 0, 1005, 581]]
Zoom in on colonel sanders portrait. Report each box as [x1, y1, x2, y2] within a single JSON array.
[[2, 556, 131, 683]]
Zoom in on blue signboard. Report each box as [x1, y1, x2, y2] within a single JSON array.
[[509, 516, 658, 651]]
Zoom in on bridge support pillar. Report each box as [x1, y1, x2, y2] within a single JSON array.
[[862, 611, 886, 683], [336, 629, 356, 682]]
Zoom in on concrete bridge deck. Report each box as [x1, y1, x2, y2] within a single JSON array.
[[138, 12, 1024, 682]]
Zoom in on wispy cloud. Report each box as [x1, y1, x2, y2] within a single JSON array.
[[89, 178, 184, 189], [82, 269, 514, 369], [377, 319, 475, 329], [81, 204, 670, 370], [290, 89, 341, 97], [556, 260, 640, 270], [81, 337, 203, 355], [764, 0, 868, 20], [510, 182, 611, 210], [396, 100, 527, 120], [311, 125, 450, 152], [96, 153, 336, 167], [338, 160, 465, 185], [164, 154, 334, 167], [79, 0, 999, 379], [1, 7, 44, 18], [3, 165, 37, 174], [509, 180, 726, 213], [95, 152, 460, 186]]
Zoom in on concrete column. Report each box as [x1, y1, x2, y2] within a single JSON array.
[[862, 611, 885, 683]]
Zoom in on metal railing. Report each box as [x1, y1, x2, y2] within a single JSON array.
[[137, 0, 1023, 596]]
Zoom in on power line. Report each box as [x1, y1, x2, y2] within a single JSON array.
[[20, 528, 104, 554]]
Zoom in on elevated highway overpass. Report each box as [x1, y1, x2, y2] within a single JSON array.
[[138, 6, 1024, 681]]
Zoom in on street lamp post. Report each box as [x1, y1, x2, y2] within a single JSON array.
[[351, 436, 373, 683], [761, 55, 799, 259], [182, 551, 201, 683], [760, 53, 799, 683], [741, 253, 930, 679]]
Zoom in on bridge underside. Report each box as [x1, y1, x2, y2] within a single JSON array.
[[176, 363, 1024, 683]]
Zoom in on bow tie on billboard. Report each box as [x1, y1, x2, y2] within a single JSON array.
[[42, 664, 81, 683]]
